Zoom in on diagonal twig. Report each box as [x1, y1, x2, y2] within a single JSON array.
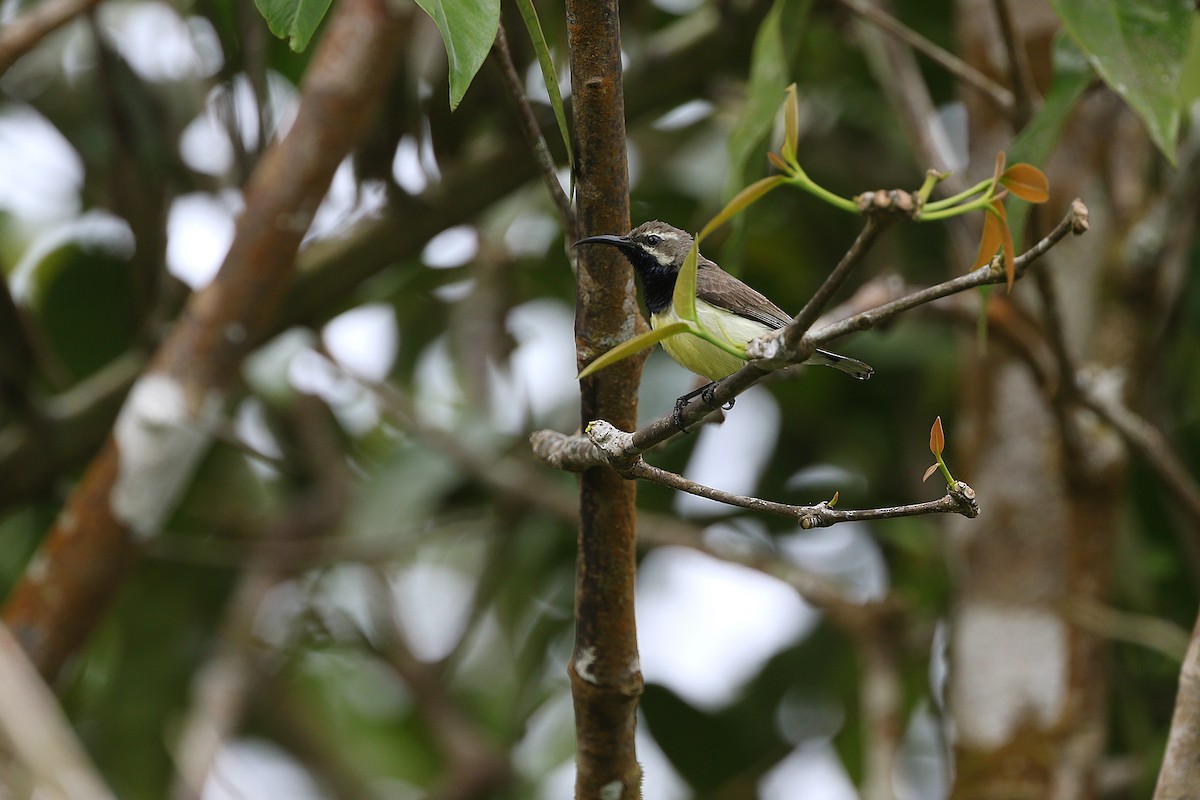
[[0, 0, 102, 78]]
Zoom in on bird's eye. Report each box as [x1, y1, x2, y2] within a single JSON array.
[[644, 234, 662, 246]]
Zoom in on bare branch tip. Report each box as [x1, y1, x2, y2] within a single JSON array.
[[1069, 199, 1089, 235], [952, 480, 980, 517], [855, 189, 918, 219]]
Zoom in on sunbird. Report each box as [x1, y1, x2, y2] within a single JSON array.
[[576, 220, 871, 426]]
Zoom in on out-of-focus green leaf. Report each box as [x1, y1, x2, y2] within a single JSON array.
[[727, 0, 815, 201], [415, 0, 501, 110], [699, 177, 785, 241], [1050, 0, 1192, 164], [1182, 19, 1200, 108], [29, 241, 137, 380], [514, 0, 573, 169], [254, 0, 333, 52]]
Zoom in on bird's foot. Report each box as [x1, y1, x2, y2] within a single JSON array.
[[700, 382, 735, 411], [672, 381, 733, 432]]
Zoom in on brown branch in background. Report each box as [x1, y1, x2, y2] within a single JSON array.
[[1, 0, 406, 681], [1077, 381, 1200, 533], [565, 0, 645, 791], [835, 0, 1014, 115], [491, 24, 575, 238], [988, 0, 1038, 126], [0, 0, 102, 78]]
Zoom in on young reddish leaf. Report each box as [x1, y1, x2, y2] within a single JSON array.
[[990, 151, 1007, 189], [972, 206, 1004, 269], [994, 199, 1016, 291], [922, 463, 939, 483], [929, 416, 945, 456], [1000, 163, 1049, 203], [829, 490, 839, 507]]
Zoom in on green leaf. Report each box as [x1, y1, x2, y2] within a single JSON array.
[[577, 322, 694, 379], [1050, 0, 1192, 164], [725, 0, 788, 196], [414, 0, 501, 110], [514, 0, 572, 169], [254, 0, 333, 52], [698, 176, 785, 241], [672, 242, 700, 324]]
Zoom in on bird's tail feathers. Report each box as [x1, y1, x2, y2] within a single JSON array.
[[811, 348, 873, 380]]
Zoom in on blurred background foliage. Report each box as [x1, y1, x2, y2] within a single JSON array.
[[0, 0, 1197, 797]]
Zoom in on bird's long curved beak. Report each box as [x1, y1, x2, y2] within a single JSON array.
[[573, 233, 631, 249]]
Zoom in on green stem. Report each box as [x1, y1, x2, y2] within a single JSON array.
[[787, 174, 858, 214], [921, 178, 993, 213], [694, 327, 750, 360], [918, 194, 995, 222], [936, 452, 956, 487]]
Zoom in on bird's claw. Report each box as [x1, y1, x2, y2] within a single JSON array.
[[672, 381, 734, 432]]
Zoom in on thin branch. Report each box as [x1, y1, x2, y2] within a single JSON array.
[[1062, 597, 1190, 662], [1076, 376, 1200, 532], [491, 24, 575, 237], [625, 456, 979, 527], [835, 0, 1014, 115], [0, 0, 102, 78], [783, 215, 889, 352]]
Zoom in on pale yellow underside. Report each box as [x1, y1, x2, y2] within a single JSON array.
[[651, 298, 773, 381]]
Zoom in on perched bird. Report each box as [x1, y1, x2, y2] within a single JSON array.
[[575, 220, 872, 426]]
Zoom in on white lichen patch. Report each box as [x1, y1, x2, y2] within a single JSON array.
[[111, 374, 223, 539], [575, 646, 598, 684], [951, 603, 1067, 747], [600, 780, 624, 800]]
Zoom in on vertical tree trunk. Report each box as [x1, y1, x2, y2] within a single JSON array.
[[566, 1, 647, 797], [948, 2, 1131, 797]]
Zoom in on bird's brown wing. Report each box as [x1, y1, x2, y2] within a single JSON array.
[[694, 259, 790, 329]]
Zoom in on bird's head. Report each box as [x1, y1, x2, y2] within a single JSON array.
[[574, 220, 694, 274]]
